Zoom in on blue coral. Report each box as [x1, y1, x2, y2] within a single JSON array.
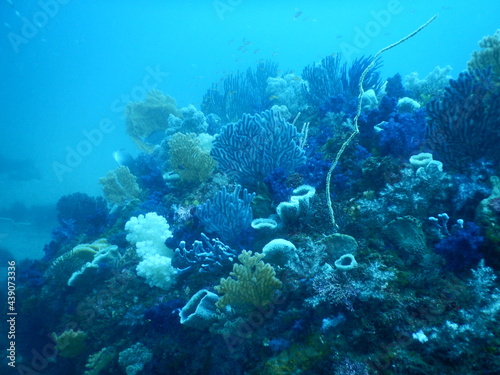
[[377, 108, 427, 158], [434, 222, 484, 273], [196, 185, 255, 247], [211, 109, 306, 186], [426, 68, 500, 172], [172, 233, 238, 275], [201, 61, 278, 123], [302, 55, 382, 113], [56, 193, 108, 238]]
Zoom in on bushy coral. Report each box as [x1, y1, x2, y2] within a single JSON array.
[[426, 68, 500, 172], [434, 222, 484, 273], [196, 185, 254, 247], [468, 29, 500, 83], [167, 132, 216, 183], [302, 54, 382, 112], [56, 192, 108, 237], [126, 89, 180, 152], [201, 60, 278, 123], [376, 108, 427, 159], [404, 65, 452, 103], [211, 109, 306, 186], [99, 166, 142, 206], [118, 342, 153, 375], [215, 250, 282, 313]]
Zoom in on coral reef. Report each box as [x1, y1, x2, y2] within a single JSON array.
[[99, 166, 142, 206], [125, 90, 180, 152], [215, 250, 282, 313], [468, 29, 500, 83], [196, 185, 255, 246], [211, 109, 306, 186], [167, 132, 216, 183], [17, 27, 500, 375], [426, 68, 500, 172]]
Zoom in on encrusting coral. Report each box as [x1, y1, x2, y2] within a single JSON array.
[[125, 89, 180, 152], [215, 250, 282, 313], [99, 166, 142, 206]]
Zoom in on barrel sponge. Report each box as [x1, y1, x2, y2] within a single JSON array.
[[179, 289, 219, 329], [125, 212, 173, 257], [136, 254, 177, 290]]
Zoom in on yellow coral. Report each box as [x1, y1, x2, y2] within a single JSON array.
[[84, 347, 116, 375], [99, 166, 142, 206], [168, 133, 217, 183], [126, 89, 180, 152], [468, 29, 500, 82], [47, 244, 97, 284], [215, 250, 282, 312], [52, 329, 87, 358]]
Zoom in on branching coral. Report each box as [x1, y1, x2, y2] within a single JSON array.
[[99, 166, 142, 206], [84, 347, 116, 375], [168, 132, 217, 183], [426, 68, 500, 172], [125, 89, 180, 152], [302, 54, 383, 111], [52, 329, 88, 358], [468, 29, 500, 83], [201, 61, 278, 123], [211, 109, 306, 186], [196, 185, 255, 246], [215, 250, 282, 313]]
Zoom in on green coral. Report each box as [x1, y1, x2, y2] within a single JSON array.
[[215, 250, 282, 313], [99, 166, 142, 206], [84, 347, 116, 375], [168, 132, 217, 183], [52, 329, 88, 358], [125, 89, 180, 153], [468, 29, 500, 82], [46, 241, 102, 284]]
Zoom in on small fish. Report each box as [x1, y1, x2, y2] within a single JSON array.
[[238, 46, 244, 51], [228, 39, 234, 45], [14, 10, 22, 18], [336, 35, 343, 39], [4, 22, 11, 29], [228, 90, 237, 96], [244, 41, 252, 46], [293, 10, 303, 19], [269, 95, 279, 101], [253, 49, 260, 54]]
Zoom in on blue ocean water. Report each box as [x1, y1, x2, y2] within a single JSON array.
[[0, 0, 499, 374]]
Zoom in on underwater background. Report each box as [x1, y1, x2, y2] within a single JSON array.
[[1, 0, 500, 374]]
